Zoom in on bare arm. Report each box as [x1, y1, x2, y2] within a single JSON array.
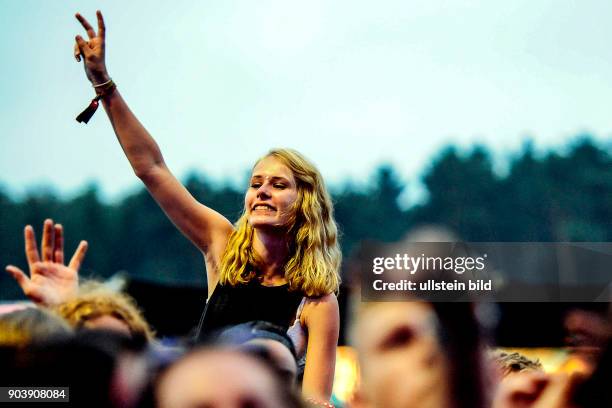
[[74, 12, 233, 286], [301, 293, 340, 402], [97, 88, 234, 256]]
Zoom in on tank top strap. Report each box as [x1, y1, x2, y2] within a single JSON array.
[[293, 296, 307, 325]]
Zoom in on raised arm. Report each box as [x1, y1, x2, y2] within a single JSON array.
[[74, 12, 233, 286]]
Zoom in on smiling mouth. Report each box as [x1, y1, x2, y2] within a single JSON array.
[[252, 204, 276, 212]]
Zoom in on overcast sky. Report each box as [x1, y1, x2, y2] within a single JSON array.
[[1, 0, 611, 203]]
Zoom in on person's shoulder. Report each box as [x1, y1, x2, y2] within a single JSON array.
[[304, 292, 337, 304], [302, 293, 339, 325]]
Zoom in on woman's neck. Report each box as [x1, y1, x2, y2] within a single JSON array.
[[253, 228, 289, 283]]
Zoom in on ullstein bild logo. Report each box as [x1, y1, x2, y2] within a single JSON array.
[[360, 242, 612, 302], [371, 278, 492, 292]]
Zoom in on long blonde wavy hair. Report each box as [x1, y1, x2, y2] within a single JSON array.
[[218, 149, 341, 297]]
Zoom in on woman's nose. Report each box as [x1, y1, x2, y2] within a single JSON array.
[[257, 183, 271, 198]]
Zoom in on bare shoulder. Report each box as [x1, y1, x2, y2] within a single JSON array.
[[302, 293, 339, 329], [304, 293, 338, 309]]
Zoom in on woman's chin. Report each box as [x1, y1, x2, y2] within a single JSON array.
[[249, 217, 289, 232]]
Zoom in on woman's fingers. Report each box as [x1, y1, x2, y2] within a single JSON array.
[[96, 10, 105, 40], [24, 225, 41, 265], [74, 42, 81, 62], [53, 224, 65, 264], [74, 35, 93, 63], [5, 265, 30, 289], [75, 35, 88, 52], [73, 11, 106, 67], [75, 13, 96, 39], [68, 240, 88, 271], [41, 219, 54, 262]]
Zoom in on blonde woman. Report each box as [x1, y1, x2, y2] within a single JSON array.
[[73, 11, 341, 402]]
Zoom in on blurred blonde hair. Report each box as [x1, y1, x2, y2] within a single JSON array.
[[53, 281, 154, 341], [0, 307, 72, 347], [219, 149, 341, 297]]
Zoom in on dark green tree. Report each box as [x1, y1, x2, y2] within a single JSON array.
[[413, 145, 500, 240]]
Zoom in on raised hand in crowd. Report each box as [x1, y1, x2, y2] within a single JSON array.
[[74, 11, 110, 85], [5, 219, 88, 307]]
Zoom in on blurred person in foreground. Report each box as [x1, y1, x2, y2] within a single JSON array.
[[563, 303, 612, 375], [492, 305, 612, 408], [350, 301, 488, 408], [349, 227, 489, 408], [216, 320, 300, 387], [155, 347, 305, 408], [0, 307, 73, 347], [55, 280, 154, 341], [1, 329, 149, 408], [72, 11, 341, 403], [572, 336, 612, 408], [492, 370, 580, 408]]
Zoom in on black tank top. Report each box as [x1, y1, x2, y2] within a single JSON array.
[[196, 280, 303, 341]]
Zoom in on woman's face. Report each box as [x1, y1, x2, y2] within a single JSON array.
[[245, 156, 299, 230]]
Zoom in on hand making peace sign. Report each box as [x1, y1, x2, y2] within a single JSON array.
[[74, 10, 110, 85], [5, 219, 88, 307]]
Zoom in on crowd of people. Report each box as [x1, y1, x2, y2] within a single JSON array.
[[2, 220, 611, 407], [1, 9, 611, 408]]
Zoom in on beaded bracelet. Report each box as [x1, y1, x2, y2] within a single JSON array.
[[76, 78, 116, 124], [305, 397, 335, 407]]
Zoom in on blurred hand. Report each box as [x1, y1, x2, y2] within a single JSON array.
[[5, 219, 88, 307], [74, 10, 110, 84], [493, 371, 580, 408]]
